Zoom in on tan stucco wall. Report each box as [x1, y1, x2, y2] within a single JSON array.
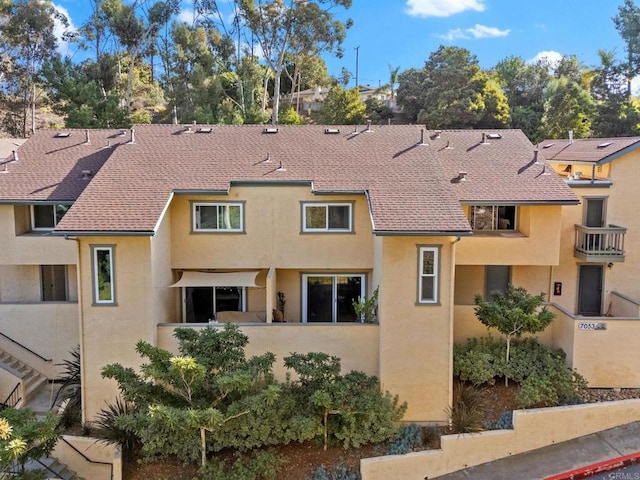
[[0, 206, 76, 265], [169, 186, 373, 269], [361, 399, 640, 480], [79, 236, 157, 420], [456, 205, 563, 266], [52, 436, 121, 480], [377, 236, 455, 423], [0, 303, 78, 377], [150, 206, 175, 326], [0, 265, 77, 303], [157, 323, 379, 380]]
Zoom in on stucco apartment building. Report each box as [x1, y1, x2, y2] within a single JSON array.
[[2, 124, 639, 424]]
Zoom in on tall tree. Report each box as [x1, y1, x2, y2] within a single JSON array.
[[239, 0, 352, 125], [590, 49, 640, 136], [318, 85, 364, 124], [613, 0, 640, 96], [397, 45, 509, 129], [1, 0, 64, 136], [540, 75, 595, 139]]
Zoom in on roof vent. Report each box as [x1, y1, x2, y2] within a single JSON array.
[[84, 129, 90, 144], [486, 133, 502, 139], [445, 140, 453, 149], [276, 161, 286, 172], [457, 171, 468, 181], [434, 130, 442, 139], [569, 130, 574, 144], [128, 129, 135, 144], [183, 125, 194, 133], [263, 127, 279, 134], [118, 130, 127, 137], [534, 150, 540, 164], [12, 150, 18, 162], [365, 120, 373, 132], [417, 128, 428, 146], [196, 127, 213, 133], [324, 128, 340, 134], [598, 142, 613, 148], [55, 132, 71, 138], [81, 169, 93, 180], [543, 143, 555, 148], [481, 133, 490, 145]]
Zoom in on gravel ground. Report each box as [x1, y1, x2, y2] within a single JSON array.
[[582, 388, 640, 403]]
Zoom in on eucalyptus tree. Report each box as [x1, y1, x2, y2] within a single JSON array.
[[239, 0, 352, 125], [1, 0, 65, 136], [613, 0, 640, 96], [590, 49, 640, 137]]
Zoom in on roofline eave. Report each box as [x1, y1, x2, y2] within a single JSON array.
[[373, 230, 472, 237], [53, 230, 156, 237]]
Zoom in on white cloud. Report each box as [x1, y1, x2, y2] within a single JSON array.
[[466, 24, 509, 39], [438, 24, 509, 41], [178, 9, 195, 24], [53, 3, 74, 56], [406, 0, 485, 18], [527, 50, 563, 69], [631, 76, 640, 96]]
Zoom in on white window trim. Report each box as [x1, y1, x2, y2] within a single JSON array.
[[302, 202, 353, 232], [30, 204, 70, 231], [301, 273, 365, 322], [92, 246, 115, 305], [417, 246, 439, 305], [192, 201, 244, 232]]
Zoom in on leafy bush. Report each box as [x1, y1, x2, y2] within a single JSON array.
[[284, 352, 406, 450], [307, 462, 361, 480], [93, 398, 140, 460], [55, 346, 82, 428], [453, 337, 505, 385], [446, 383, 488, 433], [195, 450, 280, 480], [453, 336, 588, 408]]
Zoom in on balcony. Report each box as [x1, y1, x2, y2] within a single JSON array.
[[574, 224, 627, 262]]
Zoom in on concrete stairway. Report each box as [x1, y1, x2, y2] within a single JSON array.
[[25, 456, 85, 480], [0, 349, 48, 407]]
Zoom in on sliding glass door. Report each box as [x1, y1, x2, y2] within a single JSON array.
[[183, 286, 245, 323], [302, 274, 365, 323]]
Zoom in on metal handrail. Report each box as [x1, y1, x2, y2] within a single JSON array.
[[0, 383, 21, 410], [60, 437, 114, 480], [0, 331, 52, 362]]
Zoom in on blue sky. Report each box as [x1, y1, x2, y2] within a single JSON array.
[[54, 0, 628, 88]]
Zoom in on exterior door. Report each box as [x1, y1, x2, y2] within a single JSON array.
[[585, 198, 604, 227], [578, 265, 603, 316]]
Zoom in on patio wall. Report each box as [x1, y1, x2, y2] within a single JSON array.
[[52, 436, 121, 480], [361, 399, 640, 480]]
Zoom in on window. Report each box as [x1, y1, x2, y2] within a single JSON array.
[[92, 246, 115, 305], [418, 246, 439, 304], [469, 205, 516, 231], [183, 286, 246, 323], [302, 203, 352, 232], [31, 204, 70, 230], [485, 265, 511, 301], [302, 274, 364, 322], [40, 265, 68, 301], [193, 202, 243, 232]]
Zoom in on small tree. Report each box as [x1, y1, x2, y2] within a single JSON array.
[[474, 285, 554, 384]]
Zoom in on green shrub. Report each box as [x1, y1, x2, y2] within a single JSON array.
[[386, 423, 424, 455], [453, 337, 505, 385], [453, 336, 588, 409], [195, 450, 280, 480], [484, 410, 513, 430], [307, 462, 361, 480], [93, 398, 141, 460], [446, 383, 487, 433]]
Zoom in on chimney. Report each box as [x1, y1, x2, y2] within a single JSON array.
[[85, 129, 90, 144], [569, 130, 573, 144]]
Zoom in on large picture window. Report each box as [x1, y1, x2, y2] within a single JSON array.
[[469, 205, 516, 231], [418, 246, 439, 304], [302, 203, 352, 232], [92, 246, 115, 305], [302, 274, 364, 322], [193, 202, 243, 232], [183, 286, 245, 323], [31, 204, 70, 230]]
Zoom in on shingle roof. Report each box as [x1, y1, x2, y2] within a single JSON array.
[[1, 125, 578, 234], [538, 137, 640, 164]]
